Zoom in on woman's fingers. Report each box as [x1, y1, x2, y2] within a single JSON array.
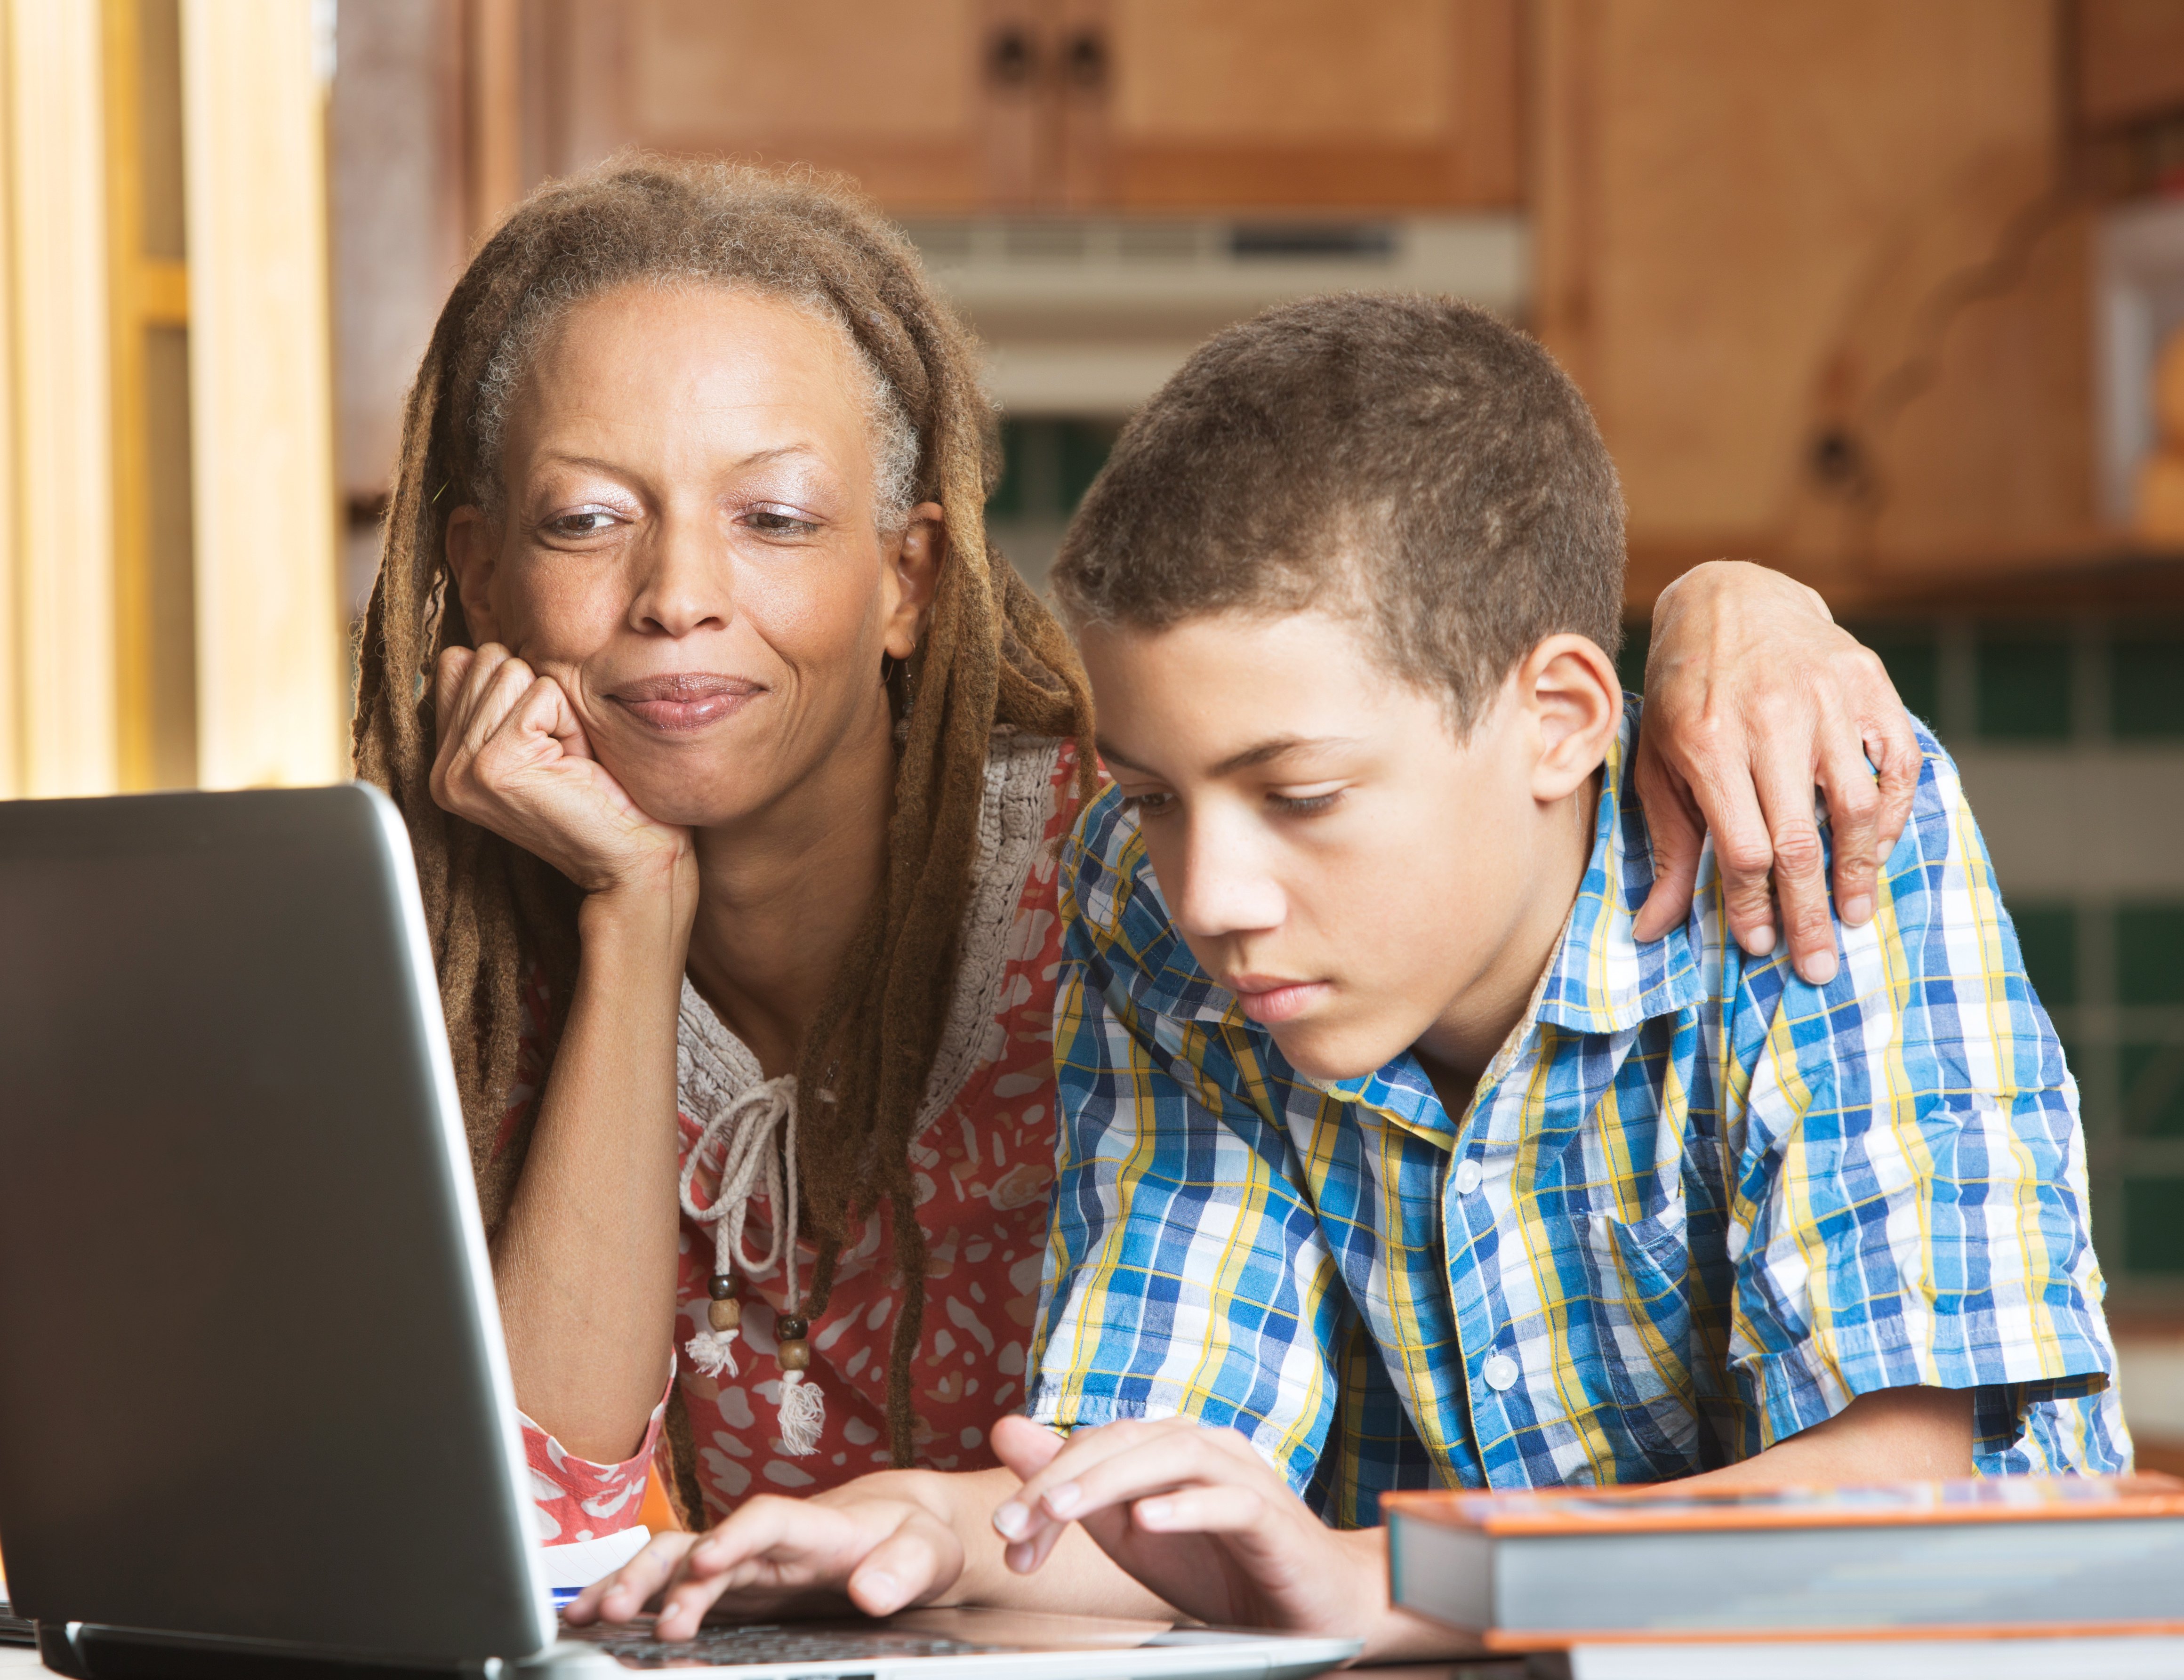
[[845, 1511, 962, 1617], [1748, 741, 1836, 986], [1629, 736, 1707, 943], [563, 1531, 697, 1625]]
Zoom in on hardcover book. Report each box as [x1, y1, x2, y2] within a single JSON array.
[[1383, 1475, 2184, 1650]]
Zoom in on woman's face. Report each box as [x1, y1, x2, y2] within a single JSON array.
[[444, 283, 939, 829]]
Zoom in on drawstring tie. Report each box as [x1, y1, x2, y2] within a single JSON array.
[[677, 1074, 825, 1457]]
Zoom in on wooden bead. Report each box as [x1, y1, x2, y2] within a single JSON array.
[[777, 1316, 809, 1342], [708, 1297, 741, 1332], [777, 1337, 812, 1372], [707, 1273, 736, 1302]]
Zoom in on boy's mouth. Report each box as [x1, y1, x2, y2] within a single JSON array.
[[609, 673, 765, 732], [1225, 974, 1332, 1026]]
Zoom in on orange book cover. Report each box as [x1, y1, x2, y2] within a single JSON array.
[[1382, 1475, 2184, 1650], [1381, 1472, 2184, 1537]]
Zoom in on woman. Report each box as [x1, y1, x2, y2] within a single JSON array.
[[353, 158, 1916, 1580]]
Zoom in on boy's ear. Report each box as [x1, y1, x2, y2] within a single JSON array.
[[1519, 633, 1622, 801], [443, 506, 503, 645]]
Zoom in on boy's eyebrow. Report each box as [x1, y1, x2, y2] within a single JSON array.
[[1096, 734, 1360, 778]]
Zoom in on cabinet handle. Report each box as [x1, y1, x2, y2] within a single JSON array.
[[1062, 27, 1108, 92], [987, 25, 1037, 88]]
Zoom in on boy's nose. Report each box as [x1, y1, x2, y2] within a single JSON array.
[[1165, 822, 1286, 942]]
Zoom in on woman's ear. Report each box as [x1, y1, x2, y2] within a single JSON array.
[[443, 506, 503, 645], [1521, 633, 1623, 802], [882, 500, 947, 659]]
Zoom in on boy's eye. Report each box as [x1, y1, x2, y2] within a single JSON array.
[[543, 507, 621, 539], [744, 506, 821, 538], [1269, 787, 1344, 815]]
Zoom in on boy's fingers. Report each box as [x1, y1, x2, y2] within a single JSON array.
[[1132, 1484, 1268, 1534], [995, 1419, 1192, 1543], [989, 1414, 1068, 1481]]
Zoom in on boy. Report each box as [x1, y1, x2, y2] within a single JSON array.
[[984, 294, 2124, 1659], [571, 295, 2121, 1659]]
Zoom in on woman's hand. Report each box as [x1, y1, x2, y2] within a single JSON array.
[[1634, 561, 1922, 985], [431, 643, 691, 898], [987, 1415, 1459, 1664], [564, 1479, 972, 1638]]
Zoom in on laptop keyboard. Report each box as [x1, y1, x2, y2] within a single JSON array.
[[0, 1600, 32, 1647], [562, 1618, 1014, 1669]]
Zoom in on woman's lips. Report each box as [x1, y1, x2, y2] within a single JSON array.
[[1226, 974, 1332, 1026], [608, 674, 764, 733]]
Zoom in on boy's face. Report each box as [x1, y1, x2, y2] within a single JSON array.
[[1080, 608, 1615, 1083]]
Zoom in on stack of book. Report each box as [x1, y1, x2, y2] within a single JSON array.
[[1384, 1475, 2184, 1679]]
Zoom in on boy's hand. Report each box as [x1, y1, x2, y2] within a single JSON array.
[[988, 1415, 1460, 1663], [1633, 561, 1920, 986], [563, 1480, 968, 1638]]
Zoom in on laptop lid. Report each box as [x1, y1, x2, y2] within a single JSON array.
[[0, 784, 554, 1670]]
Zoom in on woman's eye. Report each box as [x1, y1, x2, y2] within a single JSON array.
[[1118, 790, 1175, 819], [744, 506, 821, 538], [1270, 788, 1343, 815], [543, 508, 620, 539]]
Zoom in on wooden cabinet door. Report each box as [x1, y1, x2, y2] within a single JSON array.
[[546, 0, 1518, 214], [600, 0, 993, 211], [1100, 0, 1520, 209]]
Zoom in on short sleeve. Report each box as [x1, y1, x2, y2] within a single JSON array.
[[520, 1370, 671, 1544], [1027, 792, 1351, 1497], [1724, 734, 2128, 1473]]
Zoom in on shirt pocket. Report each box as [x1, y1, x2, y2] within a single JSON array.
[[1582, 1188, 1705, 1467]]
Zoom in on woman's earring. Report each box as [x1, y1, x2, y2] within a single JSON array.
[[881, 651, 900, 687]]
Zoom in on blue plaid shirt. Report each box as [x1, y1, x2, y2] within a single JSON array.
[[1028, 705, 2126, 1526]]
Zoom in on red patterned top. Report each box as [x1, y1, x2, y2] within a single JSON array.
[[509, 737, 1081, 1541]]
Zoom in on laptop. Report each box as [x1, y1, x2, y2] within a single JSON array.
[[0, 785, 1358, 1680]]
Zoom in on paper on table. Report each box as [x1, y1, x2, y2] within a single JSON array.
[[541, 1526, 652, 1594]]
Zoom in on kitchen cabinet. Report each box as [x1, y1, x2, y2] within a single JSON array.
[[539, 0, 1519, 213], [1534, 0, 2102, 604]]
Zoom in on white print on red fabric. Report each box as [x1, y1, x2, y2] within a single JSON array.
[[509, 738, 1083, 1539]]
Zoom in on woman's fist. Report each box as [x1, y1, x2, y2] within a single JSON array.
[[430, 643, 692, 899]]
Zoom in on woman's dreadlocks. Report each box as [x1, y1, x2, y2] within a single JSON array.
[[351, 156, 1096, 1520]]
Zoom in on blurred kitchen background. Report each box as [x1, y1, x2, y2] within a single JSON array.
[[5, 0, 2184, 1455]]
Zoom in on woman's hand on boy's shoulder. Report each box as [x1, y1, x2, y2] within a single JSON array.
[[562, 1472, 974, 1637], [431, 642, 693, 903], [987, 1415, 1465, 1664], [1634, 560, 1921, 986]]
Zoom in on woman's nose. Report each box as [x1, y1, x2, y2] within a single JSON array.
[[628, 521, 731, 637]]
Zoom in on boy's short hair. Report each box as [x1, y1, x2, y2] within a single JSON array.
[[1051, 292, 1626, 732]]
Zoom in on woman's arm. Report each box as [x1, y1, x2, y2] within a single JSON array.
[[1635, 561, 1922, 987], [432, 642, 699, 1464]]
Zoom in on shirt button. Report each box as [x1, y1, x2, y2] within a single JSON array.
[[1482, 1353, 1520, 1391], [1453, 1158, 1483, 1195]]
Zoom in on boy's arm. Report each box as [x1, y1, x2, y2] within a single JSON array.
[[1725, 725, 2126, 1473], [977, 1385, 1972, 1662]]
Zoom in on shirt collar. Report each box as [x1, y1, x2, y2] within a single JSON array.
[[1533, 699, 1702, 1035]]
